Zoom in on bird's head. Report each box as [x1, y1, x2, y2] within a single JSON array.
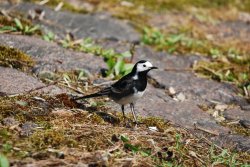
[[132, 60, 158, 73]]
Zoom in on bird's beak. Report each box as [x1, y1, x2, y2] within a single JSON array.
[[150, 66, 158, 70]]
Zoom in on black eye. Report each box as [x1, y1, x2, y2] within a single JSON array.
[[143, 64, 146, 67]]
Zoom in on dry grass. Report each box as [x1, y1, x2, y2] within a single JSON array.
[[0, 84, 249, 166]]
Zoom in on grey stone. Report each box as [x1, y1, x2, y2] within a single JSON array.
[[2, 2, 140, 42], [0, 66, 64, 95], [213, 134, 250, 153], [224, 107, 250, 121], [0, 34, 106, 75]]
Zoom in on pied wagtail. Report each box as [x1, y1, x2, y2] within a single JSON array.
[[75, 60, 158, 124]]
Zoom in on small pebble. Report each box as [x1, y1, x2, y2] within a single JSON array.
[[149, 126, 158, 132], [176, 92, 186, 102], [212, 110, 219, 118], [215, 116, 225, 122], [168, 87, 176, 96], [215, 104, 228, 111]]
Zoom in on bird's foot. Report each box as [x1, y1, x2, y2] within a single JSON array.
[[123, 120, 132, 128], [132, 123, 138, 130], [123, 121, 141, 129]]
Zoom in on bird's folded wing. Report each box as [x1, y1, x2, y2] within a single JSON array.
[[97, 87, 112, 95], [111, 76, 134, 94]]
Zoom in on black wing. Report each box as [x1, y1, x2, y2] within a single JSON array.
[[75, 74, 136, 100], [110, 74, 135, 99]]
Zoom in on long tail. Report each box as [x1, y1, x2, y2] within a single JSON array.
[[74, 87, 111, 100], [74, 93, 102, 100]]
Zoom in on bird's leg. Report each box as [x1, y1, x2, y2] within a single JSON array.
[[130, 103, 138, 125], [121, 105, 126, 121], [122, 105, 131, 127]]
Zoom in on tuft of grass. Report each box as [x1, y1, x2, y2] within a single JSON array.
[[0, 16, 40, 35], [142, 27, 213, 55], [42, 31, 56, 42], [58, 36, 134, 79], [210, 145, 242, 166], [193, 60, 250, 84], [0, 45, 34, 70]]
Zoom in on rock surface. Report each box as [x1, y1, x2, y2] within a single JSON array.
[[100, 40, 248, 105], [0, 66, 64, 95], [1, 2, 140, 42], [0, 34, 106, 75], [149, 12, 250, 49], [113, 84, 230, 135], [224, 107, 250, 121], [214, 134, 250, 153]]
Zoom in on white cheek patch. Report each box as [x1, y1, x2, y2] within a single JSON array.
[[144, 61, 153, 68], [136, 64, 144, 72], [136, 61, 153, 72]]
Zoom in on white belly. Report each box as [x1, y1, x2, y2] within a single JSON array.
[[115, 91, 144, 105]]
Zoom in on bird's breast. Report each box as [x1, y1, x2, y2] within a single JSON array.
[[114, 90, 145, 105]]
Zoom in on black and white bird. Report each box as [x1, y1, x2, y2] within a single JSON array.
[[75, 60, 158, 124]]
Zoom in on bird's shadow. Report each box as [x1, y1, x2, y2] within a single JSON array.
[[73, 98, 120, 125], [71, 95, 139, 127]]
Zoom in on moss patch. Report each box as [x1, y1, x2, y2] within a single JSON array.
[[220, 121, 250, 137], [0, 92, 249, 166], [30, 129, 72, 149], [0, 45, 34, 71]]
